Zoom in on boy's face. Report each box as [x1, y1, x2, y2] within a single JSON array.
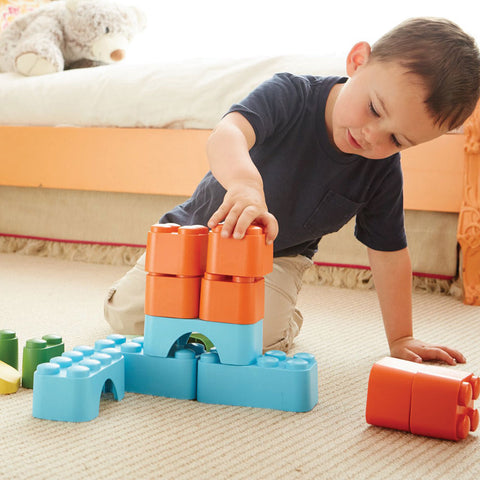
[[328, 42, 448, 160]]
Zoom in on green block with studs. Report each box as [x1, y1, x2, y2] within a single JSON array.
[[0, 330, 18, 370], [22, 335, 64, 388]]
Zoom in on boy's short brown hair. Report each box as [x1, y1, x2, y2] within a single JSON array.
[[370, 17, 480, 130]]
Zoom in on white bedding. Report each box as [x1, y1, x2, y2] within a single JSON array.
[[0, 55, 345, 129]]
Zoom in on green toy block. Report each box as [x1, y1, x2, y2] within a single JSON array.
[[22, 334, 64, 389], [0, 330, 18, 370]]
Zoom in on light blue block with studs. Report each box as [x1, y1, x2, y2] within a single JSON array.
[[97, 334, 202, 399], [32, 345, 124, 422], [144, 315, 263, 366], [197, 350, 318, 412]]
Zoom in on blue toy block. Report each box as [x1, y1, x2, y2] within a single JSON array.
[[144, 315, 263, 366], [96, 335, 202, 399], [32, 346, 125, 422], [197, 350, 318, 412]]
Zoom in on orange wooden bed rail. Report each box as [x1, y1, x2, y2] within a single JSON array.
[[0, 127, 210, 196], [0, 125, 465, 210]]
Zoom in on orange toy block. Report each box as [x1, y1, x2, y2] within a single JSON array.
[[199, 273, 265, 325], [366, 357, 479, 441], [206, 225, 273, 277], [410, 367, 479, 440], [145, 224, 209, 276], [365, 357, 418, 432], [145, 274, 202, 319]]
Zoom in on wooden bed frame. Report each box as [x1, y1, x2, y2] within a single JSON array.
[[1, 103, 479, 305]]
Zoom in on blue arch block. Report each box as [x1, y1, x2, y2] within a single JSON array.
[[144, 315, 263, 366], [97, 335, 201, 399], [32, 347, 124, 422]]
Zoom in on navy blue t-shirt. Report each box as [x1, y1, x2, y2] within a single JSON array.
[[160, 74, 407, 258]]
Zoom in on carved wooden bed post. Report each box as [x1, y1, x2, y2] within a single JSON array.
[[458, 102, 480, 305]]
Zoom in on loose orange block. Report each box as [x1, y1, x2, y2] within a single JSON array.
[[145, 274, 202, 319], [145, 224, 209, 276], [366, 357, 479, 441], [206, 225, 273, 277], [199, 273, 265, 325], [410, 369, 479, 440]]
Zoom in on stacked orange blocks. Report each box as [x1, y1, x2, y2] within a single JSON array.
[[145, 223, 273, 324], [145, 224, 209, 319]]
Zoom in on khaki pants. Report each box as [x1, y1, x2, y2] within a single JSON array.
[[104, 253, 312, 352]]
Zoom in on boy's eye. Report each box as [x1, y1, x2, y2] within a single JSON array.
[[369, 102, 380, 117], [391, 135, 401, 148]]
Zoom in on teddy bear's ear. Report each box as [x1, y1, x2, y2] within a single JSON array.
[[65, 0, 85, 12], [129, 6, 147, 32]]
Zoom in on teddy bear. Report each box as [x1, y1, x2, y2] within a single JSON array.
[[0, 0, 146, 76]]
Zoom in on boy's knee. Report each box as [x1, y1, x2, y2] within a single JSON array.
[[104, 253, 147, 336], [262, 255, 312, 352]]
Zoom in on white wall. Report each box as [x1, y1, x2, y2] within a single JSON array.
[[124, 0, 480, 63]]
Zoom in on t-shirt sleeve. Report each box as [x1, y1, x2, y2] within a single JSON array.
[[354, 156, 407, 252], [227, 73, 311, 145]]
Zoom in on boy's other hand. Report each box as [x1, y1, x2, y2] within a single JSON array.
[[389, 336, 466, 365], [207, 180, 278, 244]]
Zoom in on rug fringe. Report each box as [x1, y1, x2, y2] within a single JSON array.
[[0, 236, 144, 266], [303, 264, 463, 299], [1, 236, 462, 298]]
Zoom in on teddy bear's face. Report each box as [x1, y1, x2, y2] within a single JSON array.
[[65, 0, 145, 64]]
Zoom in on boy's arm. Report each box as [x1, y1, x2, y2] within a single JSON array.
[[367, 247, 466, 365], [206, 112, 278, 243]]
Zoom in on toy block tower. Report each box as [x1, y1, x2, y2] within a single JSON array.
[[143, 224, 272, 365], [142, 222, 318, 412], [366, 357, 479, 441]]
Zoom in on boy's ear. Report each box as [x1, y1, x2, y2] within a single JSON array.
[[346, 42, 372, 76]]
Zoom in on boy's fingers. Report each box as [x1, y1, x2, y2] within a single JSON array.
[[221, 207, 244, 238], [442, 346, 466, 363], [208, 202, 231, 229], [398, 348, 422, 364], [417, 346, 460, 365], [257, 214, 279, 244], [264, 214, 279, 244], [233, 206, 262, 239]]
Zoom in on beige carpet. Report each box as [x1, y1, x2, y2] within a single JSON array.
[[0, 252, 479, 480]]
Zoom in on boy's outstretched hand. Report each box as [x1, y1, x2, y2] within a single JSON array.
[[389, 336, 466, 365], [207, 179, 278, 244]]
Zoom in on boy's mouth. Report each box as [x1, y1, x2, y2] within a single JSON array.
[[347, 130, 362, 149]]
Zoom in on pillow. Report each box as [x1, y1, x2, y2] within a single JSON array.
[[0, 0, 52, 31]]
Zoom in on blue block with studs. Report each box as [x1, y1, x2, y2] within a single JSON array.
[[197, 350, 318, 412]]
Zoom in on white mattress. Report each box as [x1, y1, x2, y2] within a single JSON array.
[[0, 55, 345, 128]]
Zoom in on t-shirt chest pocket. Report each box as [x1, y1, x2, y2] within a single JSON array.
[[303, 190, 366, 237]]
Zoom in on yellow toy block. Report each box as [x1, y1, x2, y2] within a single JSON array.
[[0, 360, 21, 394]]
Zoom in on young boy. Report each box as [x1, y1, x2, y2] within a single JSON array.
[[105, 18, 480, 365]]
